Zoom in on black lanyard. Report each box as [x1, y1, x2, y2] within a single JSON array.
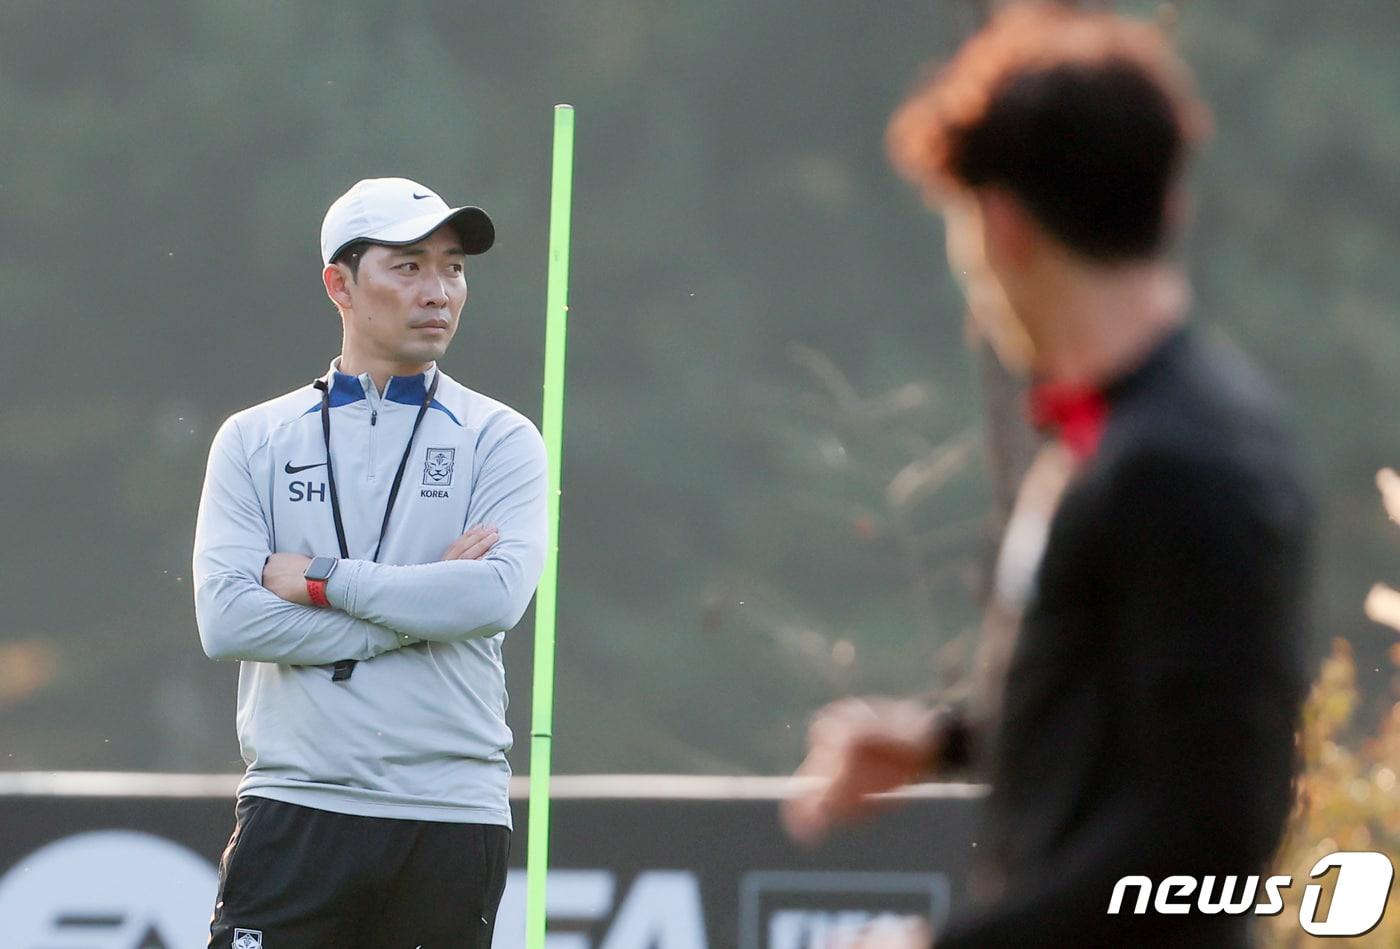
[[312, 371, 439, 681]]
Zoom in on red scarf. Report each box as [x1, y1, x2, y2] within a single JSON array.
[[1028, 382, 1108, 461]]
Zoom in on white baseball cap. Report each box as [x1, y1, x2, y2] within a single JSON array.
[[320, 177, 495, 266]]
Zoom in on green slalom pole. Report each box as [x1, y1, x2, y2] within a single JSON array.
[[526, 103, 574, 949]]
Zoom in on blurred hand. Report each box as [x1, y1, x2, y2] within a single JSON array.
[[831, 915, 933, 949], [782, 697, 940, 846], [262, 553, 314, 605], [441, 525, 498, 561]]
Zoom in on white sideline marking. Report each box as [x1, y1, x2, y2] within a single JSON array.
[[0, 771, 986, 801]]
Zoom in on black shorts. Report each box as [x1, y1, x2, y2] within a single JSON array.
[[208, 795, 510, 949]]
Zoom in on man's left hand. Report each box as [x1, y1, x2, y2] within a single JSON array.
[[782, 697, 939, 845], [263, 553, 314, 605]]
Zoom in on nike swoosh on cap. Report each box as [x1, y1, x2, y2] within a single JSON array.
[[412, 193, 431, 199], [284, 461, 328, 474]]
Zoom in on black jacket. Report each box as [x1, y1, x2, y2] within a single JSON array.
[[939, 329, 1311, 948]]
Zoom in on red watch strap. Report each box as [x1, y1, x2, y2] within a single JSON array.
[[307, 578, 330, 608]]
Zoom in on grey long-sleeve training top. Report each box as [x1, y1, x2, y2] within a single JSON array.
[[192, 360, 547, 826]]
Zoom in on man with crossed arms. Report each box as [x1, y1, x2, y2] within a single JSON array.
[[194, 176, 546, 947]]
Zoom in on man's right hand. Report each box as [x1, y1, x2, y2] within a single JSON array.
[[781, 697, 941, 846], [440, 525, 498, 562]]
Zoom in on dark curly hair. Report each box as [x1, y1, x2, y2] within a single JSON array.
[[888, 3, 1211, 262]]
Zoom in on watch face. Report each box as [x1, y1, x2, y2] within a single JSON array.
[[305, 556, 337, 582]]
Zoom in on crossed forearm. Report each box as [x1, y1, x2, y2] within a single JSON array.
[[259, 524, 510, 642]]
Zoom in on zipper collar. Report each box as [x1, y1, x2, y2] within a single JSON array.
[[323, 357, 439, 410]]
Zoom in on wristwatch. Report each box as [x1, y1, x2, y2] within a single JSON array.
[[304, 556, 338, 608]]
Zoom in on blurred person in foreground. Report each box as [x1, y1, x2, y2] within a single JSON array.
[[193, 177, 546, 947], [783, 5, 1311, 947]]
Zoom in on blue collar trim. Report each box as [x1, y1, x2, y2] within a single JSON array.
[[385, 373, 428, 405], [301, 370, 460, 426], [383, 372, 461, 424], [330, 372, 367, 406]]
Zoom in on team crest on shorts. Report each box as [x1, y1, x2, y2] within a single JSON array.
[[423, 447, 456, 486], [232, 930, 263, 949]]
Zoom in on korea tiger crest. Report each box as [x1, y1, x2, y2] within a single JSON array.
[[423, 447, 456, 486]]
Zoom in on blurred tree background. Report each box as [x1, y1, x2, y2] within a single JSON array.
[[1, 0, 1398, 786]]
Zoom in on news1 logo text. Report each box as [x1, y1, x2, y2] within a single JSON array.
[[1108, 851, 1394, 937]]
